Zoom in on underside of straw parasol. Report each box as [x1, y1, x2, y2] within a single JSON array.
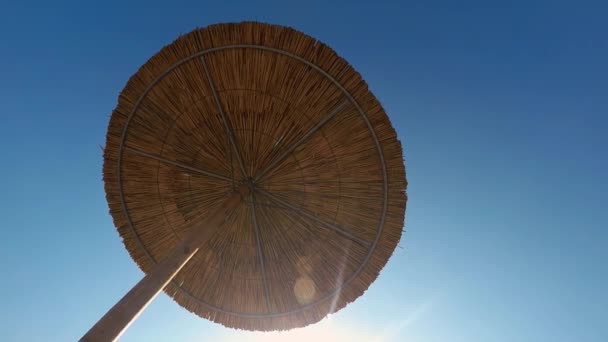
[[103, 21, 407, 331]]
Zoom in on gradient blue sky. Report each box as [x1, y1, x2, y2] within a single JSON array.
[[1, 1, 607, 341]]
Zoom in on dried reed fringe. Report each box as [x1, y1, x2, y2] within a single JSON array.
[[103, 21, 407, 331]]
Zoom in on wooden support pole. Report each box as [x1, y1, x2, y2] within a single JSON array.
[[81, 185, 250, 342]]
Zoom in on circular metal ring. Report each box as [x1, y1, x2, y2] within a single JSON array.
[[117, 44, 389, 317]]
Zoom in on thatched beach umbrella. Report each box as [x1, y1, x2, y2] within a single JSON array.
[[82, 22, 407, 341]]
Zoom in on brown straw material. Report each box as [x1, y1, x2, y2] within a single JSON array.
[[103, 21, 407, 331]]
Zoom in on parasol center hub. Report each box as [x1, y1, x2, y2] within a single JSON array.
[[238, 177, 257, 193]]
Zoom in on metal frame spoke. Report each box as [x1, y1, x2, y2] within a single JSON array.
[[124, 147, 232, 182], [249, 192, 272, 312], [200, 55, 248, 179], [256, 188, 370, 247], [253, 99, 349, 182]]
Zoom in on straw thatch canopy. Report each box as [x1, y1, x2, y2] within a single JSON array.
[[103, 22, 407, 331]]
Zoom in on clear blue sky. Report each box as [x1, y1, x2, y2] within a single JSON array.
[[1, 1, 607, 341]]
